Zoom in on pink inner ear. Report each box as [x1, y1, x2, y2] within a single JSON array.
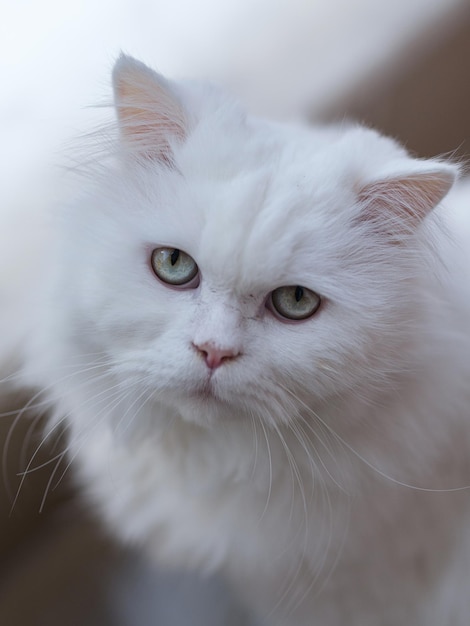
[[357, 169, 455, 232], [113, 55, 187, 162]]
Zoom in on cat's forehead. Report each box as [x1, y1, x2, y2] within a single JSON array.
[[172, 126, 356, 288]]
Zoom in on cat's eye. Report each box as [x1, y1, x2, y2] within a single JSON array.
[[270, 285, 321, 321], [151, 248, 199, 287]]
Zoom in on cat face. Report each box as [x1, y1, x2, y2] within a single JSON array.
[[39, 55, 455, 434]]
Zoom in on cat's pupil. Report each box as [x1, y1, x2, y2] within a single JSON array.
[[295, 286, 304, 302], [170, 249, 180, 266]]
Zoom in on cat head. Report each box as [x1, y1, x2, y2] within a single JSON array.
[[32, 55, 457, 435]]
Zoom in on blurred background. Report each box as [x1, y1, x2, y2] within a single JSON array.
[[1, 0, 470, 624]]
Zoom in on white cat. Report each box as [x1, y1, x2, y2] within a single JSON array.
[[4, 55, 470, 625]]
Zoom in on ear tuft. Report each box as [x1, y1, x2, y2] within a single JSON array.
[[112, 54, 187, 163], [357, 164, 457, 237]]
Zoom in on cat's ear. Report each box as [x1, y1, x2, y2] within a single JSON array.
[[357, 163, 457, 237], [112, 54, 187, 163]]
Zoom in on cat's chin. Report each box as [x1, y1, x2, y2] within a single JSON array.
[[166, 385, 243, 427], [173, 398, 227, 427]]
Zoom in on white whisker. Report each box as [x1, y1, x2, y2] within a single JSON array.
[[256, 415, 273, 524]]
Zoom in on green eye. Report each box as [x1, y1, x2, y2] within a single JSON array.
[[151, 248, 199, 286], [270, 285, 321, 321]]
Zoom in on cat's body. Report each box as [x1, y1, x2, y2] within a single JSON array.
[[3, 56, 470, 625]]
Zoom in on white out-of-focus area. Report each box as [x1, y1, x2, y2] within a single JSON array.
[[1, 0, 468, 205]]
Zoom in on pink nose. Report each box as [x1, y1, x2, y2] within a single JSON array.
[[194, 341, 239, 369]]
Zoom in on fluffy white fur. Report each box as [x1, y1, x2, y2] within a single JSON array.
[[4, 55, 470, 625]]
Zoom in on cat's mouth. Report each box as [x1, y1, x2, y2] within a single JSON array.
[[169, 379, 233, 424], [194, 378, 218, 400], [187, 375, 228, 404], [167, 370, 235, 410]]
